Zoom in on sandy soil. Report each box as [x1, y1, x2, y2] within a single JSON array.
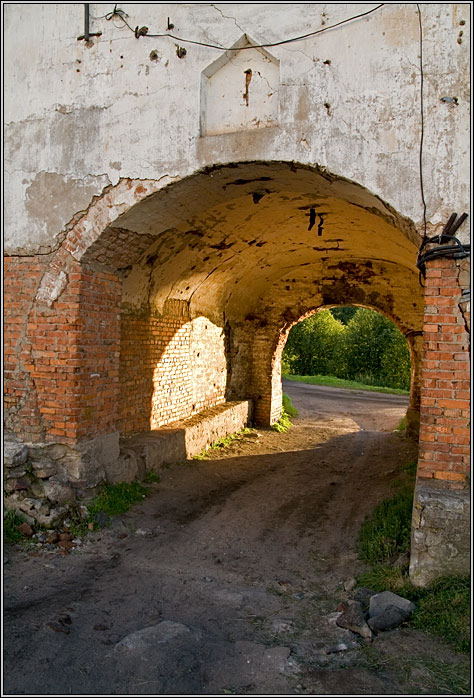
[[3, 382, 469, 695]]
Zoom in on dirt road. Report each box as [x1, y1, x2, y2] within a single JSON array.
[[3, 382, 468, 695]]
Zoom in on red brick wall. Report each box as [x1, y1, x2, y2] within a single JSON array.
[[4, 257, 121, 444], [120, 311, 227, 435], [4, 256, 47, 440], [418, 258, 470, 486]]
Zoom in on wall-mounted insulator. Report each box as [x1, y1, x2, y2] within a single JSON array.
[[134, 25, 149, 38], [176, 46, 187, 58]]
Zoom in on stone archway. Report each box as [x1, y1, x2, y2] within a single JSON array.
[[10, 161, 424, 463], [5, 159, 470, 584]]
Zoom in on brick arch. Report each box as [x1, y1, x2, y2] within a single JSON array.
[[8, 160, 424, 451]]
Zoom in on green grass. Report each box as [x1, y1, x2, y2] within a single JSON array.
[[396, 415, 407, 431], [3, 510, 29, 543], [360, 644, 471, 694], [193, 427, 254, 459], [144, 471, 161, 484], [68, 481, 151, 536], [358, 489, 414, 565], [283, 373, 409, 396], [356, 461, 470, 654], [88, 481, 149, 517], [283, 392, 298, 418], [271, 393, 298, 433]]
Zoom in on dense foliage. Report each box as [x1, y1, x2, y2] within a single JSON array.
[[282, 307, 411, 390]]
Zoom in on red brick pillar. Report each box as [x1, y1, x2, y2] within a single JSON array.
[[410, 257, 470, 585]]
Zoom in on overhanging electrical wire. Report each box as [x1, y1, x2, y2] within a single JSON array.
[[103, 4, 385, 50]]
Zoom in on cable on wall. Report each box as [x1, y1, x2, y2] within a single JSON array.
[[98, 4, 385, 51], [416, 4, 427, 240]]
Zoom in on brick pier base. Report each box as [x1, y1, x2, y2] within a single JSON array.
[[410, 257, 470, 585]]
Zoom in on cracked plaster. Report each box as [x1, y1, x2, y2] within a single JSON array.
[[4, 3, 470, 255]]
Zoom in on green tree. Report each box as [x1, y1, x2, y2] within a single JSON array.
[[332, 308, 409, 387], [330, 306, 357, 325], [283, 310, 344, 375], [380, 331, 411, 390], [283, 307, 411, 391]]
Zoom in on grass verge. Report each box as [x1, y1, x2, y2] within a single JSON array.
[[356, 461, 470, 654], [283, 373, 409, 396]]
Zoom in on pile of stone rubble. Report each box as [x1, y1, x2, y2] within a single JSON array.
[[336, 588, 416, 640]]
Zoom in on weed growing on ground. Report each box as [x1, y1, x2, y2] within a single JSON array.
[[272, 393, 298, 433], [67, 481, 151, 536], [359, 644, 470, 694], [143, 471, 161, 484], [88, 481, 149, 517], [193, 427, 254, 459], [271, 410, 293, 433], [3, 510, 29, 544], [396, 415, 407, 431]]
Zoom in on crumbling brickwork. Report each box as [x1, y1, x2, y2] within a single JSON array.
[[4, 256, 47, 441]]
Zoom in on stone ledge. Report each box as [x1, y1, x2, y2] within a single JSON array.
[[118, 400, 253, 477]]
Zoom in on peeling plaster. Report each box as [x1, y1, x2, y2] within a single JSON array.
[[14, 172, 109, 253]]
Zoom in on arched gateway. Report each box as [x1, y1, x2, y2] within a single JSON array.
[[4, 4, 470, 587]]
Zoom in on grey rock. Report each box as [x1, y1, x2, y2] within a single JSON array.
[[93, 511, 111, 529], [5, 464, 28, 478], [135, 527, 154, 537], [4, 479, 21, 494], [4, 442, 28, 467], [368, 604, 410, 632], [31, 460, 57, 479], [34, 508, 67, 528], [115, 621, 191, 653], [30, 479, 46, 498], [336, 600, 373, 639], [325, 643, 349, 654], [110, 517, 128, 532], [343, 577, 357, 592], [16, 497, 43, 517], [106, 449, 144, 484], [4, 552, 9, 564], [42, 477, 75, 505], [369, 591, 416, 618], [353, 587, 377, 613]]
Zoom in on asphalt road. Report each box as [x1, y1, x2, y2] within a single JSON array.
[[283, 379, 409, 431]]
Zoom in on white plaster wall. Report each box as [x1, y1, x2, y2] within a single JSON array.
[[4, 3, 470, 254]]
